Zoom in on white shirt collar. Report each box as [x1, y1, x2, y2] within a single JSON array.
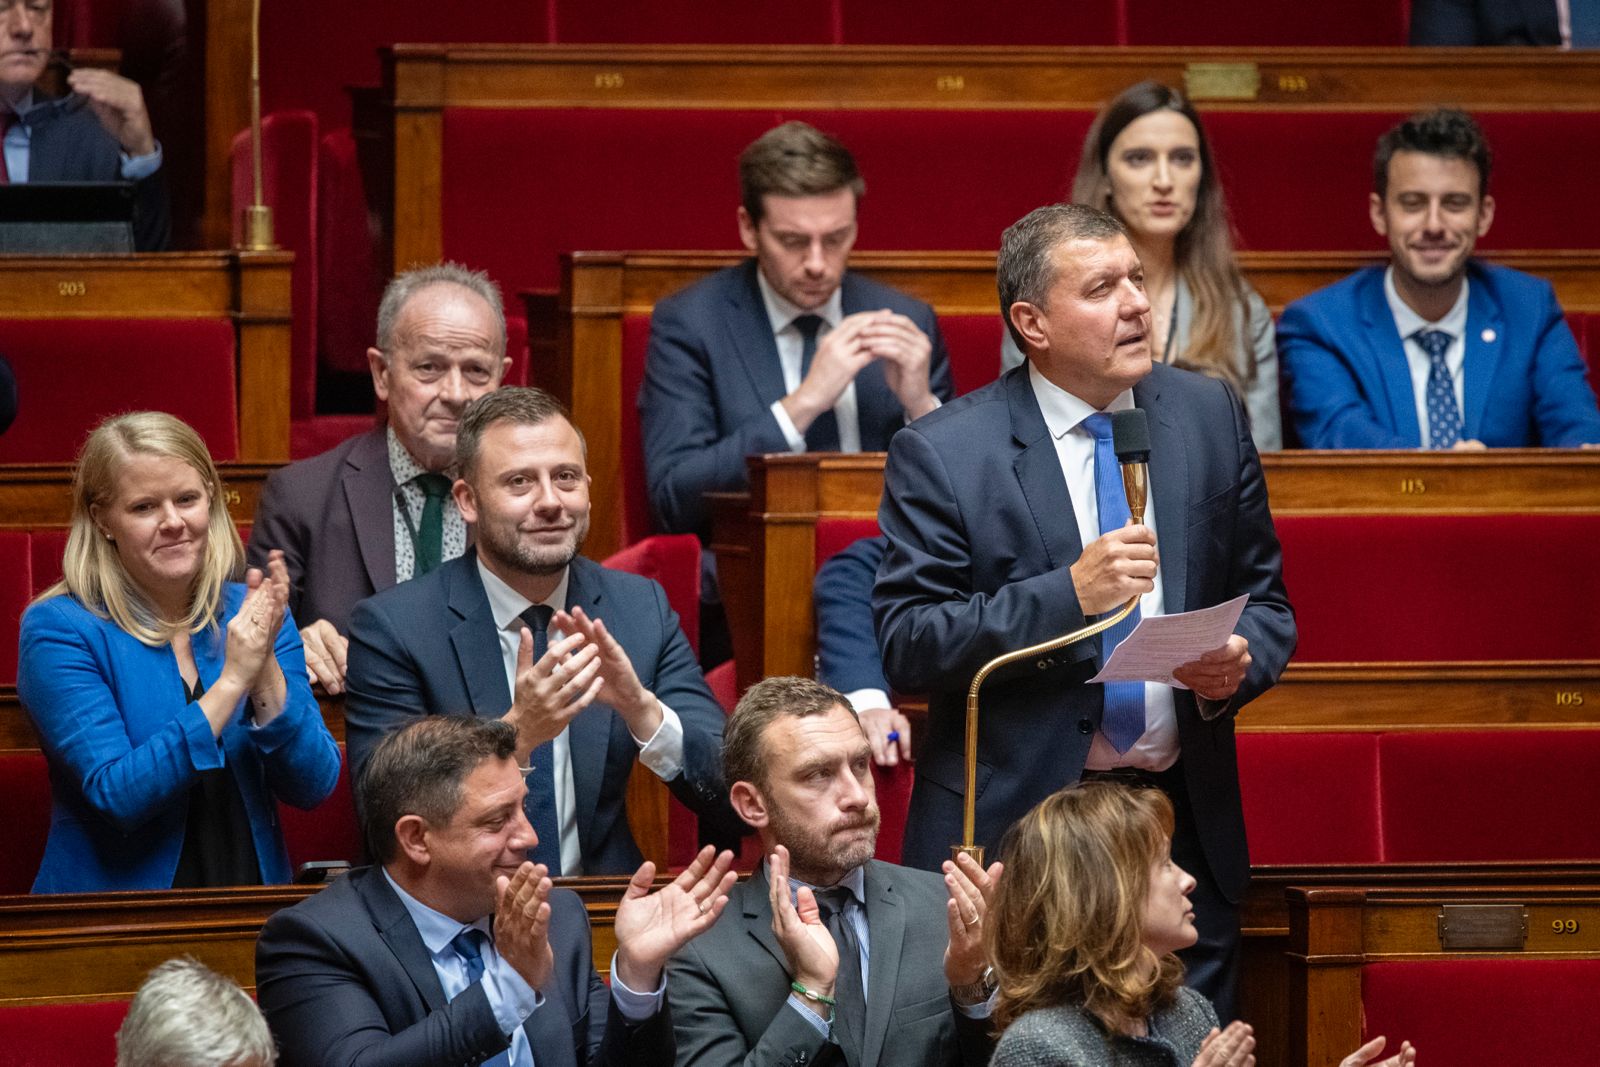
[[382, 867, 489, 956], [1384, 265, 1470, 341], [1027, 362, 1137, 439], [755, 265, 844, 337], [477, 553, 570, 632]]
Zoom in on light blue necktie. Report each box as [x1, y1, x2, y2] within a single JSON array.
[[1082, 413, 1145, 753], [450, 928, 513, 1067], [1414, 329, 1461, 449]]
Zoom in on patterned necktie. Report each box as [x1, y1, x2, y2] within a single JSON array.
[[0, 112, 16, 185], [519, 604, 562, 875], [413, 472, 453, 574], [1082, 413, 1146, 753], [813, 886, 865, 1066], [1414, 329, 1462, 449], [793, 314, 841, 452], [450, 928, 513, 1067]]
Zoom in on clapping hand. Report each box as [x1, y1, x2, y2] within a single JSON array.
[[611, 846, 736, 990], [767, 844, 840, 1008], [942, 851, 1002, 990], [494, 862, 556, 991]]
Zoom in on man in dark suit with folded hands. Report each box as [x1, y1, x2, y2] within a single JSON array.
[[872, 203, 1295, 1020], [256, 714, 738, 1067], [344, 387, 742, 876], [667, 676, 999, 1067]]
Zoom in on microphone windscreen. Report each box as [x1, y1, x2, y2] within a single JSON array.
[[1112, 408, 1151, 462]]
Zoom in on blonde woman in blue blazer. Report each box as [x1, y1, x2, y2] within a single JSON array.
[[19, 412, 340, 893]]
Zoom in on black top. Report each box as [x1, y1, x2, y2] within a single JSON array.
[[171, 676, 261, 888]]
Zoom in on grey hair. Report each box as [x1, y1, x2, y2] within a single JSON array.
[[115, 957, 276, 1067], [374, 262, 507, 356], [997, 203, 1128, 352]]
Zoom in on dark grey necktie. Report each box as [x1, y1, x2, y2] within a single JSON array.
[[813, 886, 864, 1066], [519, 604, 561, 875]]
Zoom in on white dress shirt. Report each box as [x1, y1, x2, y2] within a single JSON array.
[[1027, 364, 1179, 771], [476, 558, 685, 875], [757, 271, 862, 453], [2, 91, 162, 183], [1383, 267, 1470, 449], [383, 869, 662, 1067]]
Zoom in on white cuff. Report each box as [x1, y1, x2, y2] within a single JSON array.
[[769, 400, 808, 453], [844, 689, 892, 715], [482, 958, 544, 1035], [634, 701, 685, 780], [119, 142, 163, 181], [608, 951, 667, 1022]]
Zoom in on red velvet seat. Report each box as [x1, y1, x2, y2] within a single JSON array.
[[0, 319, 239, 464], [0, 531, 30, 687], [1362, 959, 1600, 1063], [557, 0, 834, 44], [279, 746, 360, 873], [0, 998, 128, 1067], [815, 518, 882, 571], [1379, 730, 1600, 862], [1236, 732, 1382, 865], [0, 752, 51, 896], [1276, 514, 1600, 662], [317, 127, 383, 378], [941, 314, 1007, 398]]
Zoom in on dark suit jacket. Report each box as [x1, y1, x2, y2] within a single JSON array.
[[249, 427, 395, 637], [1278, 262, 1600, 448], [1409, 0, 1561, 44], [639, 260, 954, 537], [256, 865, 673, 1067], [814, 536, 892, 698], [872, 364, 1296, 901], [23, 94, 171, 251], [344, 551, 740, 873], [666, 860, 992, 1067]]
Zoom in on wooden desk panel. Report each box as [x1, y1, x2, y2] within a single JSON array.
[[0, 464, 274, 530], [0, 875, 656, 1005], [0, 253, 294, 462]]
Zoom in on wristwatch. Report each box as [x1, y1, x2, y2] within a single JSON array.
[[950, 966, 997, 1006]]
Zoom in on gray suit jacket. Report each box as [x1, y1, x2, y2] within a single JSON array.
[[249, 427, 396, 636], [665, 860, 993, 1067]]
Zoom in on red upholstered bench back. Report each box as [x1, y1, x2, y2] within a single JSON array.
[[1362, 960, 1600, 1064], [1236, 733, 1382, 865], [1276, 514, 1600, 662], [443, 109, 1600, 297], [0, 319, 239, 464], [0, 752, 51, 895], [0, 531, 30, 687], [0, 998, 128, 1066], [601, 533, 702, 658], [1569, 310, 1600, 385], [815, 518, 882, 572], [1379, 730, 1600, 862]]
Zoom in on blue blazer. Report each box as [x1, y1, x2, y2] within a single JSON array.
[[873, 364, 1296, 900], [1278, 261, 1600, 449], [814, 534, 892, 697], [344, 552, 741, 874], [17, 585, 342, 893], [639, 259, 953, 537]]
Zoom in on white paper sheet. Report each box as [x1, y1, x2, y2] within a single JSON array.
[[1086, 594, 1248, 689]]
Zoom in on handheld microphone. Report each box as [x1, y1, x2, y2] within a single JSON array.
[[1111, 408, 1151, 526]]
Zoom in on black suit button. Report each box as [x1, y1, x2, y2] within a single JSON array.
[[1078, 719, 1094, 735]]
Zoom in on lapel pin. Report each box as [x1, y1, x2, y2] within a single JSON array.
[[1481, 328, 1497, 343]]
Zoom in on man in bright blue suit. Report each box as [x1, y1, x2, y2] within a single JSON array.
[[1279, 108, 1600, 450], [639, 121, 953, 542], [873, 204, 1295, 1021], [345, 387, 741, 877]]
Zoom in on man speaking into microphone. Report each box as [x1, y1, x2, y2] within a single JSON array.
[[872, 203, 1295, 1019]]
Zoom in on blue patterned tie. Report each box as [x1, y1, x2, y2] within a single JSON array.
[[794, 314, 841, 452], [1415, 329, 1461, 449], [450, 928, 513, 1067], [1082, 413, 1145, 753], [519, 604, 562, 875]]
